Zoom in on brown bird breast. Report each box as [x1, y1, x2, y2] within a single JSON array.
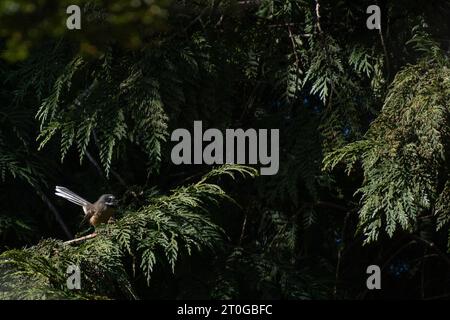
[[85, 203, 116, 227]]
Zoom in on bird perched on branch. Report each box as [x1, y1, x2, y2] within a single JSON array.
[[55, 186, 118, 227]]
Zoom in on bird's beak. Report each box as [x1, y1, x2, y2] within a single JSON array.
[[107, 199, 119, 207]]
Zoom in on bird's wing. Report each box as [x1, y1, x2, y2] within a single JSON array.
[[79, 204, 96, 227]]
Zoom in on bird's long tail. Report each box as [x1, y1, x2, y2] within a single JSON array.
[[55, 186, 90, 207]]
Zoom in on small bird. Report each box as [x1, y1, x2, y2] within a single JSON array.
[[55, 186, 118, 227]]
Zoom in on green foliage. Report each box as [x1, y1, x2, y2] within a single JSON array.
[[0, 165, 257, 299], [1, 0, 450, 300], [324, 50, 450, 243], [0, 216, 35, 245], [212, 209, 331, 299], [32, 35, 220, 175]]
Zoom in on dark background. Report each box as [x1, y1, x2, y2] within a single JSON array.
[[0, 0, 449, 299]]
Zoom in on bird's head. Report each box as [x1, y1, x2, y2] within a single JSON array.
[[99, 194, 118, 208]]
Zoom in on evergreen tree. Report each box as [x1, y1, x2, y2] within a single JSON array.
[[0, 0, 449, 299]]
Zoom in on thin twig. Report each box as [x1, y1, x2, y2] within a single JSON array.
[[166, 7, 209, 42], [92, 131, 128, 188], [315, 201, 350, 212], [238, 214, 247, 246], [358, 238, 416, 300], [237, 0, 262, 7], [421, 247, 427, 299], [315, 0, 323, 33], [268, 23, 303, 28], [38, 189, 73, 240], [64, 232, 97, 245], [288, 25, 301, 104], [379, 28, 390, 81], [239, 83, 260, 123], [424, 293, 450, 300], [410, 235, 450, 266], [86, 150, 105, 179], [334, 211, 351, 298], [376, 0, 391, 81]]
